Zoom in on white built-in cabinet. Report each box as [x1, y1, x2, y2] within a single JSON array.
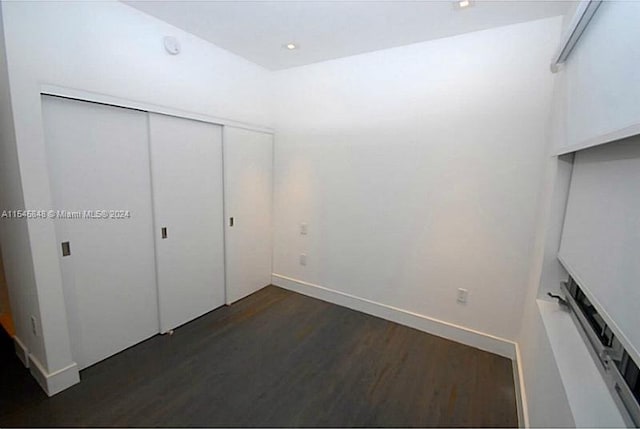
[[41, 95, 273, 370]]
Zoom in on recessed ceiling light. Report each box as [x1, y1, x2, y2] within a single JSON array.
[[456, 0, 472, 9], [284, 43, 298, 50]]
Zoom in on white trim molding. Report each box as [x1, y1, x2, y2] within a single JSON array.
[[513, 343, 530, 428], [555, 121, 640, 156], [28, 353, 80, 397], [550, 0, 602, 73], [40, 84, 274, 135], [13, 335, 29, 368], [272, 273, 517, 359]]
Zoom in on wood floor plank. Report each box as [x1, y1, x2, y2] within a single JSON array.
[[0, 285, 518, 427]]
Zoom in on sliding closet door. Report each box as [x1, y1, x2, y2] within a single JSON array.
[[149, 114, 225, 333], [223, 127, 273, 304], [42, 96, 159, 370]]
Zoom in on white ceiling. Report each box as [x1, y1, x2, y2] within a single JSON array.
[[124, 1, 573, 70]]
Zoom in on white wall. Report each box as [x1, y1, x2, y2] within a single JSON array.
[[511, 13, 576, 422], [0, 2, 42, 361], [271, 17, 562, 342], [0, 0, 271, 383], [516, 150, 575, 427]]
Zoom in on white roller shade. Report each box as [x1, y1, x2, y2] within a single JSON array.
[[558, 137, 640, 364], [561, 1, 640, 153]]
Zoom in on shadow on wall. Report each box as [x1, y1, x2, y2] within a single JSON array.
[[0, 247, 14, 337]]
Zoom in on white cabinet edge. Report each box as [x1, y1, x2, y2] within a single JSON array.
[[537, 299, 627, 427]]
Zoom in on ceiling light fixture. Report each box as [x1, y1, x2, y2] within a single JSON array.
[[284, 43, 298, 50], [456, 0, 472, 9]]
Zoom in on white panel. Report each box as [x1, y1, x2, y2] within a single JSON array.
[[149, 113, 225, 332], [42, 96, 158, 370], [563, 1, 640, 151], [558, 137, 640, 363], [224, 127, 273, 303]]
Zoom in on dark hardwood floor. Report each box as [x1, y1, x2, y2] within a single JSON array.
[[0, 286, 518, 427]]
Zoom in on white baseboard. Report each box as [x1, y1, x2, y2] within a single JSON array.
[[13, 335, 29, 368], [272, 273, 517, 359], [28, 353, 80, 396], [513, 343, 530, 428]]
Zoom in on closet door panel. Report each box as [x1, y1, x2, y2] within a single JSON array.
[[42, 96, 159, 370], [224, 127, 273, 304], [149, 113, 225, 332]]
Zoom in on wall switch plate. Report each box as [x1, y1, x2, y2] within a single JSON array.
[[30, 315, 38, 336], [300, 253, 307, 266], [457, 288, 469, 304], [300, 223, 308, 235]]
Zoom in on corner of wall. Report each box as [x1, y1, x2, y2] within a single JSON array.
[[513, 342, 530, 428], [272, 274, 518, 359], [0, 0, 37, 367], [513, 17, 576, 425], [28, 352, 79, 396], [0, 0, 78, 392], [13, 334, 29, 367]]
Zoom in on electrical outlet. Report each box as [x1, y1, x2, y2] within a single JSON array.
[[457, 288, 469, 304], [300, 223, 308, 235], [30, 315, 38, 336], [300, 253, 307, 266]]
